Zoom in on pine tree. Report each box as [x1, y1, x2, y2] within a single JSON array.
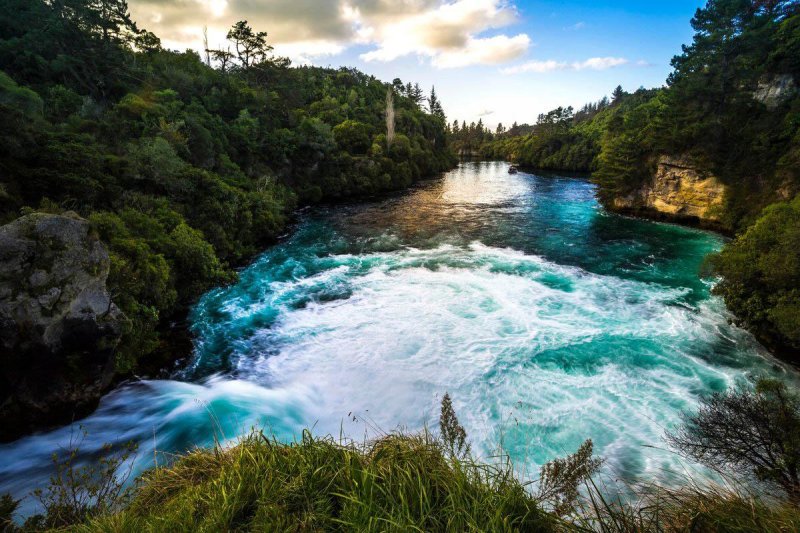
[[611, 85, 625, 104], [428, 85, 446, 121], [227, 20, 272, 69]]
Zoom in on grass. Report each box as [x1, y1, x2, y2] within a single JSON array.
[[71, 430, 557, 532], [577, 481, 800, 532], [5, 428, 800, 532]]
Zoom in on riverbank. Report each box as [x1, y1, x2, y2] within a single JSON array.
[[4, 162, 795, 519]]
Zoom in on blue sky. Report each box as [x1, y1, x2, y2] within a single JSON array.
[[129, 0, 706, 127]]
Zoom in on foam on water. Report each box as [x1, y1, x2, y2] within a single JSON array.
[[1, 161, 795, 513]]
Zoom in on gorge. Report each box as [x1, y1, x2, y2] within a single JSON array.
[[2, 162, 796, 515]]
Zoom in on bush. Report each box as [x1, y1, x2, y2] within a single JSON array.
[[668, 378, 800, 502], [710, 196, 800, 355], [333, 119, 372, 155]]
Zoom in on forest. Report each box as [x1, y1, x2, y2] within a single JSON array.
[[451, 0, 800, 360], [0, 0, 456, 382]]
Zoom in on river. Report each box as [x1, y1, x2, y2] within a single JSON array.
[[0, 161, 794, 512]]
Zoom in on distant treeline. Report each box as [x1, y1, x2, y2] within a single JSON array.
[[450, 0, 800, 359]]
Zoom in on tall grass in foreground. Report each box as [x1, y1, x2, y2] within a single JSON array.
[[27, 431, 799, 533], [72, 430, 558, 532], [3, 382, 800, 532]]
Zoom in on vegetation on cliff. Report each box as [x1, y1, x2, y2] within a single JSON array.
[[451, 0, 800, 359], [710, 196, 800, 354], [0, 0, 455, 424]]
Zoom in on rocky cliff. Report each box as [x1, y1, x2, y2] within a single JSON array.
[[612, 155, 728, 229], [0, 212, 124, 441]]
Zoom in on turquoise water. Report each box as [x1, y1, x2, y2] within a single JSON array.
[[0, 161, 794, 510]]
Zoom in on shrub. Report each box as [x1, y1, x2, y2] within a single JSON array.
[[333, 119, 372, 155], [710, 196, 800, 355], [668, 378, 800, 502]]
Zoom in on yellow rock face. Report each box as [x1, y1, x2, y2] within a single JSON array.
[[613, 155, 727, 222]]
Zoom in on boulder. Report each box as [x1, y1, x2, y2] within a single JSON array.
[[0, 212, 124, 441]]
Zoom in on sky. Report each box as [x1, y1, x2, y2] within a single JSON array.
[[127, 0, 706, 128]]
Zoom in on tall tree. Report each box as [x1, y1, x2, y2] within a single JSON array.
[[428, 85, 446, 121], [226, 20, 272, 69], [611, 85, 625, 104]]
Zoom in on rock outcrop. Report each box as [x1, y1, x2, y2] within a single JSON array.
[[0, 212, 124, 441], [612, 155, 727, 228], [754, 74, 796, 110]]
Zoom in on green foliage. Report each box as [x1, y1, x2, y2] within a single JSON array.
[[453, 1, 800, 357], [0, 493, 18, 532], [0, 1, 454, 381], [26, 428, 137, 530], [76, 430, 556, 532], [578, 481, 800, 532], [710, 195, 800, 354], [333, 119, 372, 155]]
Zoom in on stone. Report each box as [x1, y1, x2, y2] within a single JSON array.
[[0, 212, 125, 441], [754, 74, 796, 110], [612, 155, 727, 226]]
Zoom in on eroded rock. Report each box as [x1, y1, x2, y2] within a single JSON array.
[[0, 212, 124, 441], [612, 155, 727, 227]]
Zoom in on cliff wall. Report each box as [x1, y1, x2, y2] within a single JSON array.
[[612, 155, 728, 229]]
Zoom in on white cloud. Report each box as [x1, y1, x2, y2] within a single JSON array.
[[430, 34, 531, 68], [357, 0, 529, 67], [576, 57, 628, 70], [129, 0, 531, 68], [501, 56, 629, 75], [569, 21, 586, 30]]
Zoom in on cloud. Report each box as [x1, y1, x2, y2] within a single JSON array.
[[356, 0, 530, 67], [568, 21, 586, 30], [500, 56, 629, 74], [429, 34, 531, 68], [128, 0, 531, 68], [477, 109, 495, 116]]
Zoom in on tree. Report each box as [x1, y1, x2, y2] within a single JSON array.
[[208, 47, 235, 72], [428, 85, 446, 121], [668, 378, 800, 502], [133, 30, 160, 53], [611, 85, 625, 104], [80, 0, 139, 45], [226, 20, 272, 69], [391, 78, 405, 95], [710, 196, 800, 352], [407, 82, 424, 106], [332, 120, 371, 154]]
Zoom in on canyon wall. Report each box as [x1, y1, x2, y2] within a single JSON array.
[[612, 155, 727, 229]]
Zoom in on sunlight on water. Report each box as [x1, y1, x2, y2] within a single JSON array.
[[1, 162, 795, 512]]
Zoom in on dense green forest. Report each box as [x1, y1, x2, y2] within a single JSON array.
[[452, 0, 800, 359], [0, 0, 455, 377]]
